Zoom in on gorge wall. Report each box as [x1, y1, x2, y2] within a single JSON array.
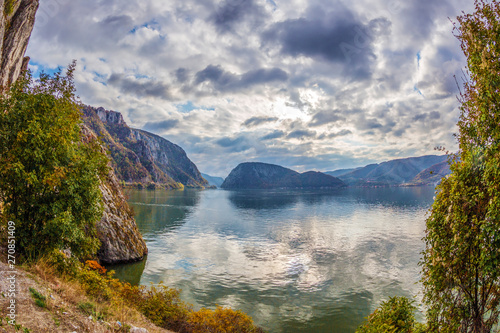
[[83, 105, 208, 189], [0, 0, 39, 88]]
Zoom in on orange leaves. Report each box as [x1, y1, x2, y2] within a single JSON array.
[[85, 260, 107, 275]]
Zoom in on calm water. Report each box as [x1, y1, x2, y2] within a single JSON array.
[[110, 187, 436, 332]]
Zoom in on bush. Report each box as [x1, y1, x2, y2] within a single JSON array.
[[356, 296, 426, 333], [188, 306, 263, 333], [138, 284, 190, 331], [85, 260, 107, 275]]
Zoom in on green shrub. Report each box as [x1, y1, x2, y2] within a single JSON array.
[[138, 284, 190, 331], [77, 266, 113, 301], [356, 296, 425, 333], [29, 288, 46, 308]]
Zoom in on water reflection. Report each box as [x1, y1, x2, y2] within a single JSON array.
[[125, 189, 201, 235], [108, 256, 147, 285], [114, 187, 435, 332]]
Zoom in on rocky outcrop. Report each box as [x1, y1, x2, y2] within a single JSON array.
[[81, 125, 147, 264], [221, 162, 345, 189], [97, 161, 148, 264], [83, 105, 208, 188], [0, 0, 39, 88]]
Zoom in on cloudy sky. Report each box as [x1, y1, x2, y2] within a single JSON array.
[[27, 0, 473, 177]]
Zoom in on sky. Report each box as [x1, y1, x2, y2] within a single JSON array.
[[27, 0, 474, 177]]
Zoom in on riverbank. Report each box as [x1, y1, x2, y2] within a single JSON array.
[[0, 259, 173, 332]]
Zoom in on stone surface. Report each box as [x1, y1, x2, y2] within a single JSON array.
[[0, 0, 39, 88], [83, 105, 208, 188], [81, 125, 147, 264]]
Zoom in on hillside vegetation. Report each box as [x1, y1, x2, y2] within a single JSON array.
[[221, 162, 345, 189], [83, 106, 208, 189]]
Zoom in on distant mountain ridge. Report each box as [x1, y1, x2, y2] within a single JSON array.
[[411, 160, 451, 185], [326, 155, 450, 186], [202, 173, 225, 187], [83, 106, 208, 188], [221, 162, 346, 189]]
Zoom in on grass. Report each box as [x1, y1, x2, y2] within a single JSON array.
[[29, 287, 47, 308]]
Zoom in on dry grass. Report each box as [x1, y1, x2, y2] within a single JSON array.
[[0, 258, 175, 333]]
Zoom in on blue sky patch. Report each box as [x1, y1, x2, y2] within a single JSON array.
[[176, 101, 215, 113]]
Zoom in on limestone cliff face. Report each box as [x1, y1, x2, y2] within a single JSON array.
[[97, 161, 148, 264], [81, 125, 147, 264], [83, 105, 208, 188], [0, 0, 39, 88]]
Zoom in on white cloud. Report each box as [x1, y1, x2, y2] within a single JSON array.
[[27, 0, 474, 176]]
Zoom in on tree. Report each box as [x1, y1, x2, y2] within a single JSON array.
[[356, 296, 426, 333], [0, 63, 108, 260], [421, 1, 500, 332]]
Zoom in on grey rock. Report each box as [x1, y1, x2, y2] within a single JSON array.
[[83, 105, 208, 188], [0, 0, 39, 88], [81, 125, 147, 265]]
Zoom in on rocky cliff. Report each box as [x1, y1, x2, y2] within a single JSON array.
[[83, 105, 208, 188], [81, 126, 147, 264], [0, 0, 39, 88], [221, 162, 345, 189]]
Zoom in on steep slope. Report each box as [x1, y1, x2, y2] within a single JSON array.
[[81, 126, 147, 264], [202, 173, 225, 187], [338, 155, 448, 186], [411, 160, 451, 185], [83, 106, 208, 188], [221, 162, 345, 189]]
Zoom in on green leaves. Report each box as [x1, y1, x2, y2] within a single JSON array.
[[421, 1, 500, 332], [356, 296, 425, 333], [0, 63, 108, 260]]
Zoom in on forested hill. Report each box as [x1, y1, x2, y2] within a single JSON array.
[[83, 106, 208, 188], [326, 155, 449, 186], [221, 162, 346, 189]]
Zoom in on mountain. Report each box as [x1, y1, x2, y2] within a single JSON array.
[[202, 173, 225, 187], [332, 155, 449, 186], [325, 168, 359, 177], [411, 160, 451, 185], [221, 162, 345, 189], [83, 106, 208, 188]]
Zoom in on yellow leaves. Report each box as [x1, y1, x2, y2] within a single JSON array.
[[42, 166, 67, 188], [188, 306, 258, 333]]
